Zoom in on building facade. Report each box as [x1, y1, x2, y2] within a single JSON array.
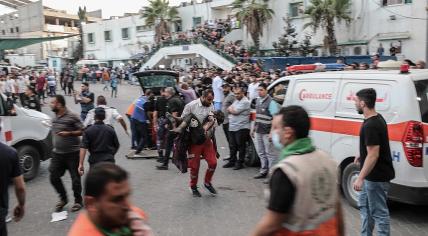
[[82, 0, 427, 64], [0, 0, 100, 64], [82, 14, 154, 66]]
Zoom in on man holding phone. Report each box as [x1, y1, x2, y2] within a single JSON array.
[[50, 95, 84, 213], [73, 82, 94, 121]]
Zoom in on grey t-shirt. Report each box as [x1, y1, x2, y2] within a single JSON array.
[[229, 97, 251, 131], [52, 109, 83, 154]]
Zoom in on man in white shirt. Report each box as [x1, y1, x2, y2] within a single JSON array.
[[84, 95, 128, 135], [212, 70, 224, 111], [247, 73, 260, 102], [16, 75, 27, 106]]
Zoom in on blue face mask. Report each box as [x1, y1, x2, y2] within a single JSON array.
[[272, 131, 284, 150]]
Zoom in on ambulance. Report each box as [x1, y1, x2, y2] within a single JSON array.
[[266, 66, 428, 207], [0, 94, 52, 181]]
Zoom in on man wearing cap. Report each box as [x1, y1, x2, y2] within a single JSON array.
[[78, 107, 120, 176]]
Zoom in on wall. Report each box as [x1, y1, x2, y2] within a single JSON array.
[[83, 15, 155, 61]]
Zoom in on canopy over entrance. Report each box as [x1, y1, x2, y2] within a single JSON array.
[[0, 34, 78, 50]]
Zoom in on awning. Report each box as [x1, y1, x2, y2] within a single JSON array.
[[0, 34, 78, 50], [338, 40, 369, 46], [377, 32, 411, 41]]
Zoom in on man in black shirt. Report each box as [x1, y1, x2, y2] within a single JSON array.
[[78, 107, 120, 176], [23, 86, 41, 112], [155, 87, 184, 170], [354, 88, 395, 236], [0, 126, 26, 236]]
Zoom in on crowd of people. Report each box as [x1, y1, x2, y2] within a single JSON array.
[[3, 55, 426, 236]]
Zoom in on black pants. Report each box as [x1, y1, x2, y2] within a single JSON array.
[[67, 82, 73, 94], [49, 152, 82, 204], [0, 208, 6, 236], [18, 93, 26, 107], [89, 158, 115, 169], [222, 123, 230, 144], [134, 119, 148, 153], [161, 131, 176, 165], [229, 129, 250, 164]]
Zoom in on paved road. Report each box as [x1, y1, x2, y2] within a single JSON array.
[[6, 82, 428, 236]]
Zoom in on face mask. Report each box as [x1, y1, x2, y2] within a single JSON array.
[[272, 130, 284, 150]]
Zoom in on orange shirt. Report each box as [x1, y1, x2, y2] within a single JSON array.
[[68, 206, 146, 236]]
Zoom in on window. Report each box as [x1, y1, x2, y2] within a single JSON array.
[[104, 30, 111, 41], [290, 2, 304, 17], [269, 81, 289, 105], [2, 30, 5, 35], [353, 46, 362, 55], [15, 27, 18, 33], [87, 33, 94, 43], [382, 0, 412, 6], [121, 28, 129, 39], [414, 80, 428, 122], [10, 28, 13, 33], [192, 17, 202, 27], [136, 25, 145, 32]]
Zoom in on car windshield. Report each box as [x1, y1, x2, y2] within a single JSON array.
[[138, 74, 177, 88], [414, 80, 428, 123]]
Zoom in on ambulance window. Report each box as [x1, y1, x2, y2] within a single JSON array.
[[269, 81, 289, 105], [414, 80, 428, 123]]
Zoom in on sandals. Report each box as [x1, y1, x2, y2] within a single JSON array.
[[71, 203, 82, 212], [55, 200, 68, 212]]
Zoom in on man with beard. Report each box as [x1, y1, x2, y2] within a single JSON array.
[[353, 88, 394, 236], [49, 95, 84, 212], [180, 89, 217, 197], [69, 163, 153, 236]]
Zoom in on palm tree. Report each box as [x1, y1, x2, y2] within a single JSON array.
[[141, 0, 180, 43], [304, 0, 351, 55], [76, 6, 87, 60], [232, 0, 274, 53]]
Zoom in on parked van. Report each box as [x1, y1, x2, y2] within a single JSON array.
[[0, 94, 52, 181], [263, 69, 428, 207]]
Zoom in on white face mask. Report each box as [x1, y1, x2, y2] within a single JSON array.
[[271, 130, 284, 150]]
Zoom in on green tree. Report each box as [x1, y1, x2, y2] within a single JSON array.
[[298, 33, 315, 56], [75, 6, 87, 60], [272, 17, 298, 56], [233, 0, 274, 53], [305, 0, 351, 55], [141, 0, 180, 43]]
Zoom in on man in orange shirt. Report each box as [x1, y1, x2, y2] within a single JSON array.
[[68, 163, 153, 236]]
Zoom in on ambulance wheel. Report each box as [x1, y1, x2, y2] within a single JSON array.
[[342, 163, 360, 208], [245, 140, 260, 167], [17, 145, 40, 181]]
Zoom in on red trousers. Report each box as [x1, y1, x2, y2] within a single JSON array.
[[188, 139, 217, 187]]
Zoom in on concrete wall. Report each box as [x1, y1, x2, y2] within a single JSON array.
[[83, 15, 155, 61]]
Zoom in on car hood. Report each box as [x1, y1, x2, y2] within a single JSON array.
[[17, 106, 50, 120]]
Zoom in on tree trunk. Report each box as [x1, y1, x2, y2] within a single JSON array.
[[250, 32, 260, 53], [77, 24, 84, 60], [326, 19, 337, 56]]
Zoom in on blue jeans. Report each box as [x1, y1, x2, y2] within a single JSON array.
[[358, 180, 391, 236], [214, 101, 222, 111]]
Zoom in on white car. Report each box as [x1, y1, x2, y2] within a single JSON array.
[[0, 94, 52, 180], [256, 68, 428, 207]]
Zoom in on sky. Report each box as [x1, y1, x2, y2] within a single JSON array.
[[0, 0, 183, 18]]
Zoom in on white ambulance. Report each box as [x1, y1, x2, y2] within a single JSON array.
[[266, 68, 428, 207], [0, 94, 52, 181]]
